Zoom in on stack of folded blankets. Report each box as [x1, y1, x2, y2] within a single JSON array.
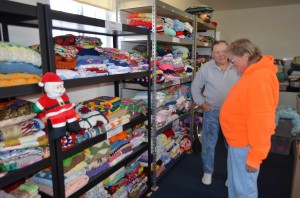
[[58, 96, 148, 150], [155, 84, 191, 127], [0, 182, 41, 197], [84, 181, 109, 198], [127, 13, 193, 40], [125, 44, 194, 86], [31, 152, 89, 197], [85, 139, 111, 178], [155, 120, 190, 177], [0, 99, 48, 174], [0, 42, 42, 87], [52, 34, 149, 80], [103, 157, 148, 198]]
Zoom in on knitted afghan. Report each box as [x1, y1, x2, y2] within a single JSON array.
[[75, 104, 108, 129]]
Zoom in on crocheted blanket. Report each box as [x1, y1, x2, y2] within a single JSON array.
[[0, 42, 41, 66]]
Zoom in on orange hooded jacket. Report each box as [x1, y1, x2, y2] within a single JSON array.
[[220, 56, 279, 169]]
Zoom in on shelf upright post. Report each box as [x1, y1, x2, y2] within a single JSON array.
[[189, 15, 198, 153], [47, 121, 66, 198], [37, 3, 50, 74], [147, 30, 153, 192], [151, 0, 159, 192], [1, 23, 9, 42], [41, 4, 66, 197], [113, 34, 120, 97]]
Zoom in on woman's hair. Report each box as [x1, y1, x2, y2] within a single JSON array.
[[211, 40, 228, 52], [227, 38, 262, 64]]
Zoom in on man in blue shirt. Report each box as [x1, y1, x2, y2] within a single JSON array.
[[191, 40, 240, 185]]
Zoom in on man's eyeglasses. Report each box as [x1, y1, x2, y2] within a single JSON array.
[[229, 58, 234, 64]]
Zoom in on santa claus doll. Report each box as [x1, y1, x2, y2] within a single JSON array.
[[33, 72, 81, 139]]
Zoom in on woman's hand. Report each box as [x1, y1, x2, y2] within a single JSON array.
[[246, 165, 258, 172]]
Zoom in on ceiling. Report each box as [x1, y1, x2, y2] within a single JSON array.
[[197, 0, 300, 11]]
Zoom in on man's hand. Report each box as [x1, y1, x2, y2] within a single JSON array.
[[201, 102, 212, 112], [246, 164, 258, 173]]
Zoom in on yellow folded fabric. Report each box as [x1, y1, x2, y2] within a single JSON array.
[[0, 73, 41, 87]]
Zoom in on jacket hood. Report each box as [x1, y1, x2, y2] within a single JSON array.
[[244, 55, 278, 75]]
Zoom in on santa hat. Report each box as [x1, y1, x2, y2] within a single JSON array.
[[38, 72, 63, 87]]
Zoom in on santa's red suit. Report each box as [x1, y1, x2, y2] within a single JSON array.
[[35, 93, 77, 128]]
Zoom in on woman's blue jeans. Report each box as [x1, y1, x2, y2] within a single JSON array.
[[227, 145, 260, 198]]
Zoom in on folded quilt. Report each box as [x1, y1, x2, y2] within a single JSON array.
[[0, 130, 46, 147], [0, 42, 41, 66], [0, 118, 44, 141], [64, 161, 87, 178], [31, 174, 89, 198], [85, 139, 111, 163], [0, 99, 35, 122], [74, 126, 105, 144], [0, 135, 48, 151], [65, 174, 89, 197], [104, 167, 126, 187], [104, 114, 130, 131], [0, 147, 45, 172], [105, 108, 128, 123], [33, 166, 86, 187], [86, 161, 109, 178], [84, 182, 108, 198], [63, 152, 85, 173]]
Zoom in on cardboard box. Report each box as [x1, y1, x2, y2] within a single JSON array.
[[291, 140, 300, 198], [275, 118, 293, 138], [270, 135, 292, 155]]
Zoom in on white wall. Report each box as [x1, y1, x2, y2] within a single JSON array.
[[213, 4, 300, 59]]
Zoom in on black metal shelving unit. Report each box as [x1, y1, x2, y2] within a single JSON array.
[[116, 0, 212, 191], [0, 0, 50, 190], [40, 4, 152, 198]]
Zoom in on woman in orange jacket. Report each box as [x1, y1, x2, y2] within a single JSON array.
[[220, 38, 279, 198]]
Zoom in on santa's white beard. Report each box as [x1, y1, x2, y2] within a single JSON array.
[[45, 86, 66, 99]]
